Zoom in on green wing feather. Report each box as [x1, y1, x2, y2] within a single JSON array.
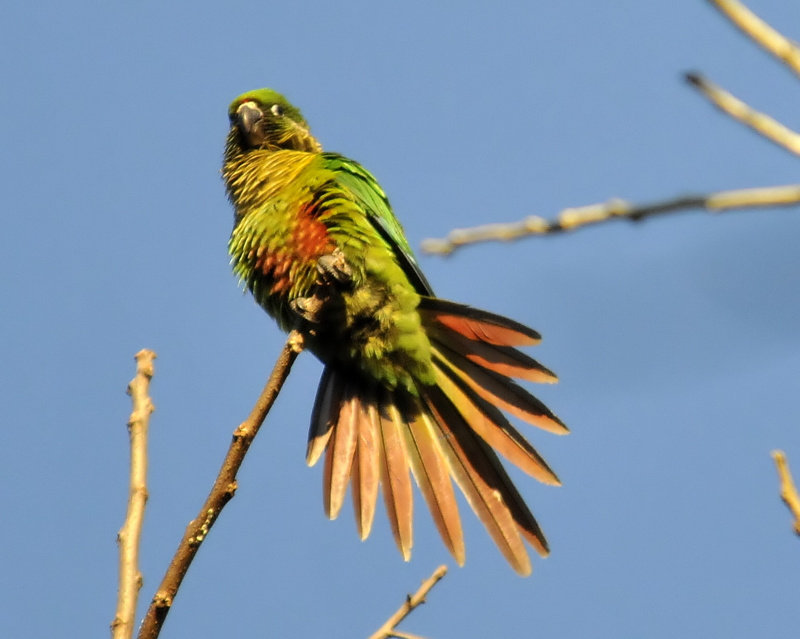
[[320, 153, 434, 295]]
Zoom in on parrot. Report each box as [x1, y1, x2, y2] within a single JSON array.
[[222, 88, 567, 576]]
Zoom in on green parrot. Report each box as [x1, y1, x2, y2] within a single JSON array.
[[223, 88, 567, 576]]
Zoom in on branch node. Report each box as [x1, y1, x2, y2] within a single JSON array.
[[225, 480, 238, 497], [152, 592, 172, 609], [522, 215, 549, 233]]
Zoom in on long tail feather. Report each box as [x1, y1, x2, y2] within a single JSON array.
[[350, 384, 381, 540], [378, 387, 414, 560], [322, 381, 358, 519], [419, 298, 541, 346], [307, 367, 343, 466], [422, 384, 536, 575], [428, 322, 557, 384], [431, 357, 560, 485], [402, 396, 465, 565], [432, 341, 568, 435]]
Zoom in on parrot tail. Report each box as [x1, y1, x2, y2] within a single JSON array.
[[305, 298, 567, 576]]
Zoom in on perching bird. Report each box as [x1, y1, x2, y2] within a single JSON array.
[[223, 88, 567, 576]]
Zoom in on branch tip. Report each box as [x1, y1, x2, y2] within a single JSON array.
[[368, 565, 448, 639], [684, 71, 703, 87], [113, 350, 157, 639], [772, 450, 800, 536]]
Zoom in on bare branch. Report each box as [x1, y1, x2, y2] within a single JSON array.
[[368, 565, 448, 639], [421, 184, 800, 255], [112, 350, 157, 639], [771, 450, 800, 536], [137, 333, 304, 639], [708, 0, 800, 78], [685, 73, 800, 155]]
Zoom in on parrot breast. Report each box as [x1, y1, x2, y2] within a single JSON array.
[[248, 203, 333, 296]]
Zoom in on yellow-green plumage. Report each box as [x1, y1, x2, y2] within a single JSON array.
[[223, 88, 567, 575]]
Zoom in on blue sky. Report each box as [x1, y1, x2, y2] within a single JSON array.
[[3, 1, 800, 637]]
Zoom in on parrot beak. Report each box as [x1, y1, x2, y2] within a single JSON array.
[[235, 101, 265, 147]]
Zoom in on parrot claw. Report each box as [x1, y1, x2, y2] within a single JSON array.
[[291, 249, 351, 325], [317, 249, 352, 286], [290, 295, 324, 323]]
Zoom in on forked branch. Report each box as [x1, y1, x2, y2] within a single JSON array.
[[422, 0, 800, 256], [136, 333, 304, 639], [368, 565, 448, 639]]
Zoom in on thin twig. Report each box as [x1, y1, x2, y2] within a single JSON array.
[[112, 349, 157, 639], [685, 73, 800, 156], [137, 333, 304, 639], [368, 565, 448, 639], [771, 450, 800, 536], [421, 184, 800, 255], [708, 0, 800, 78]]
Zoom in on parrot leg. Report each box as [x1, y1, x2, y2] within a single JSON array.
[[316, 248, 352, 286]]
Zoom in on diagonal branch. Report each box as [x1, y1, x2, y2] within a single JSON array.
[[137, 332, 304, 639], [112, 349, 157, 639], [368, 565, 448, 639], [421, 184, 800, 255], [685, 73, 800, 156], [771, 450, 800, 536], [707, 0, 800, 78]]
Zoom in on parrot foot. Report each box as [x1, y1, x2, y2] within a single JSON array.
[[290, 295, 325, 323], [317, 249, 352, 286], [291, 249, 351, 325]]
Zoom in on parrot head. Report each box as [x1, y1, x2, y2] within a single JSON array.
[[227, 88, 321, 153]]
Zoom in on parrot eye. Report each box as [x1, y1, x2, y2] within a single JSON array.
[[270, 104, 284, 117]]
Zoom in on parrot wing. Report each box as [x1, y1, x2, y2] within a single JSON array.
[[320, 153, 434, 295]]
